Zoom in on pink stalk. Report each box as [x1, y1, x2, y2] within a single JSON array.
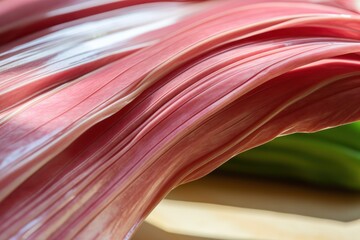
[[0, 0, 206, 45], [1, 1, 358, 198], [0, 2, 200, 111], [0, 0, 359, 239]]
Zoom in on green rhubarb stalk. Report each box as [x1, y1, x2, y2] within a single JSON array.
[[219, 122, 360, 190]]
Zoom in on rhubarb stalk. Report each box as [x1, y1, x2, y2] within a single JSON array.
[[0, 1, 359, 239]]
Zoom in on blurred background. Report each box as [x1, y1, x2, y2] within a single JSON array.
[[133, 122, 360, 239]]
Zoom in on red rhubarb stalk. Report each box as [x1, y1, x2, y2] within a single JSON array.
[[0, 1, 359, 239]]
